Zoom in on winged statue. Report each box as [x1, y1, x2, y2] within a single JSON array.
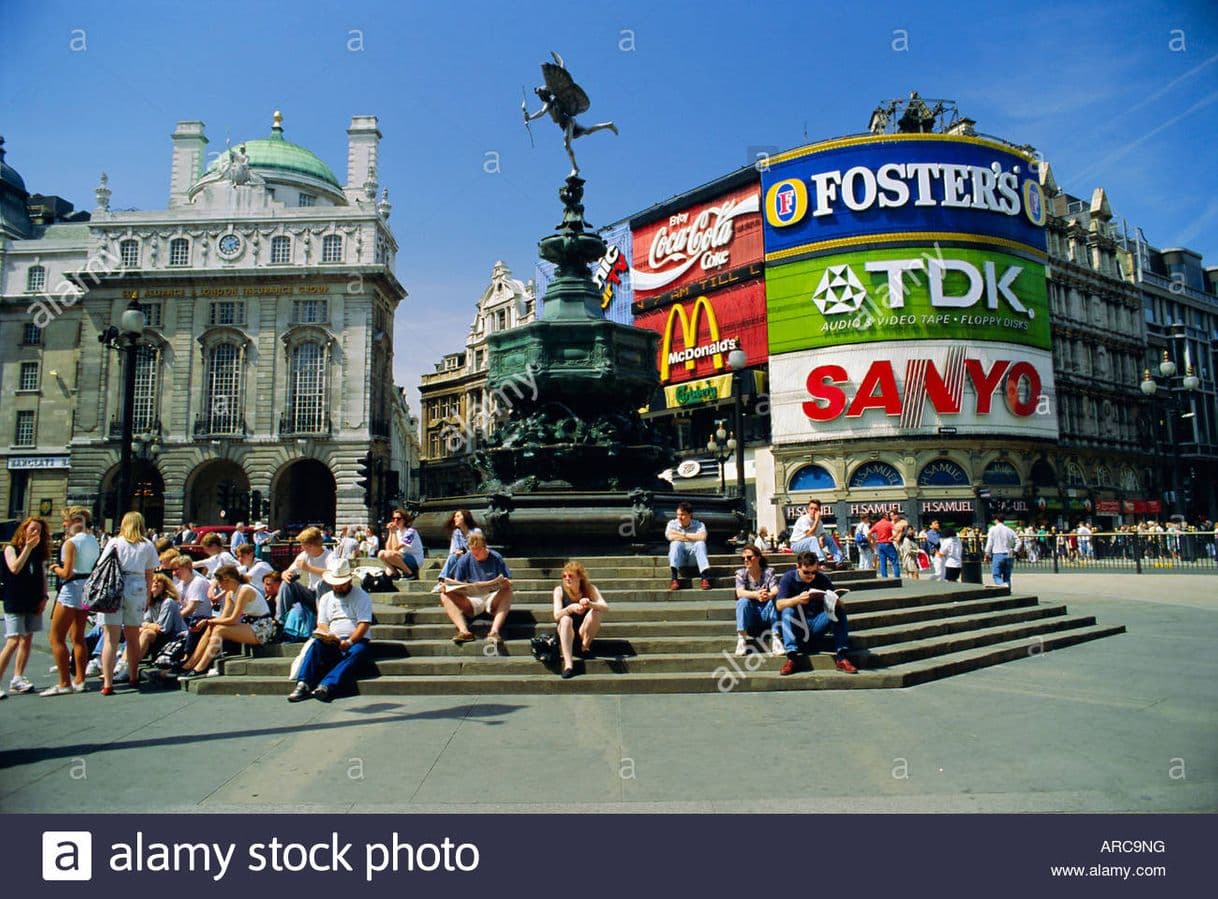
[[523, 51, 618, 177]]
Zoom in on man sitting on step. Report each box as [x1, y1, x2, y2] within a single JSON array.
[[288, 557, 373, 703], [666, 501, 713, 590], [438, 531, 513, 649], [774, 552, 857, 675]]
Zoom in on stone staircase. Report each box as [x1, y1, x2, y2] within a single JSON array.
[[185, 554, 1125, 696]]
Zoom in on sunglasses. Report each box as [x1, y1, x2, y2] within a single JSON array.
[[742, 554, 757, 561]]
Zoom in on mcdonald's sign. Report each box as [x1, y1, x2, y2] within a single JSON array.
[[634, 280, 769, 385]]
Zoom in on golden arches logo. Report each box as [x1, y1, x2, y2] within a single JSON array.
[[660, 295, 731, 382]]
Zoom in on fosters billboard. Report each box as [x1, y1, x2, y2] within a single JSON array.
[[632, 183, 767, 385], [761, 133, 1056, 442]]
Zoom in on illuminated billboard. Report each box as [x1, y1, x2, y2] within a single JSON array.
[[766, 244, 1050, 353], [761, 134, 1047, 262], [536, 219, 634, 325], [770, 341, 1059, 443]]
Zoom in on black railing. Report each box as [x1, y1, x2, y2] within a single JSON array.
[[279, 413, 332, 436], [193, 415, 247, 439]]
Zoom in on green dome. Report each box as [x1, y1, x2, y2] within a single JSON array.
[[206, 118, 340, 187]]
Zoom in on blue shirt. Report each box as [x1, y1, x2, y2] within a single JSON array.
[[775, 568, 833, 601], [451, 549, 512, 583]]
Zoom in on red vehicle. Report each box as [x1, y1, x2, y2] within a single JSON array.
[[178, 525, 256, 561]]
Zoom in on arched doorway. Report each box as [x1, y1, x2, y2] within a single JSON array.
[[185, 459, 251, 525], [97, 463, 166, 533], [271, 458, 336, 532]]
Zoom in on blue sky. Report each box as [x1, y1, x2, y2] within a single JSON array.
[[3, 0, 1216, 410]]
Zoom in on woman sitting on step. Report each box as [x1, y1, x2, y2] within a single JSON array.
[[552, 561, 609, 679], [438, 509, 480, 580], [178, 566, 275, 679]]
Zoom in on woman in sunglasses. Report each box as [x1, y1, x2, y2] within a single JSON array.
[[734, 548, 783, 657], [552, 561, 609, 679], [378, 509, 424, 580]]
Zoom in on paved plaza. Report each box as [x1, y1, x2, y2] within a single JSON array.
[[1, 573, 1214, 814]]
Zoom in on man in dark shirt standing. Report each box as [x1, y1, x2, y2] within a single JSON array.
[[774, 552, 857, 675]]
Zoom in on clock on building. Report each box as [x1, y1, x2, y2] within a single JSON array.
[[217, 233, 243, 257]]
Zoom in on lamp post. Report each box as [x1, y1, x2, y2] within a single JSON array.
[[132, 429, 162, 517], [97, 299, 146, 525], [1139, 322, 1200, 519], [706, 419, 735, 496]]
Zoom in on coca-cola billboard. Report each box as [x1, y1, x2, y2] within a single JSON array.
[[631, 184, 763, 301]]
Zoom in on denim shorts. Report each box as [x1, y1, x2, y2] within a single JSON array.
[[56, 578, 87, 610], [4, 612, 42, 637]]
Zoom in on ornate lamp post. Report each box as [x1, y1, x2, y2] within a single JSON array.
[[1139, 322, 1200, 518], [132, 430, 162, 517], [706, 419, 736, 496], [97, 299, 146, 524]]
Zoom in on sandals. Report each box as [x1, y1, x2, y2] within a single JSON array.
[[452, 631, 475, 644]]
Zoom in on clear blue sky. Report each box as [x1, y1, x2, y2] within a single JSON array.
[[3, 0, 1216, 412]]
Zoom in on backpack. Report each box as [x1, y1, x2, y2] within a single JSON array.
[[82, 545, 124, 614], [154, 633, 189, 669], [361, 571, 397, 593], [530, 633, 559, 664], [282, 602, 316, 642]]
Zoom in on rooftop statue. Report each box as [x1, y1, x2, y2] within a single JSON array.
[[523, 51, 618, 177]]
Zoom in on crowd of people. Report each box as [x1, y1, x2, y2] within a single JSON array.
[[4, 500, 1214, 703]]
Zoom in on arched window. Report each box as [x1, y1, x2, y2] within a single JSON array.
[[321, 234, 343, 263], [132, 346, 159, 432], [270, 235, 291, 264], [788, 464, 835, 491], [120, 239, 140, 268], [848, 461, 903, 488], [288, 342, 327, 434], [1119, 466, 1139, 492], [1031, 458, 1057, 488], [169, 237, 190, 266], [982, 460, 1022, 486], [917, 459, 969, 487], [26, 265, 46, 292], [204, 343, 242, 434], [1094, 465, 1112, 488], [1064, 460, 1087, 487]]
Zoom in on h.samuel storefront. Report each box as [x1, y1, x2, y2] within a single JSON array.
[[758, 130, 1057, 533]]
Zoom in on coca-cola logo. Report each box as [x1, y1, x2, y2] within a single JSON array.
[[633, 193, 760, 292]]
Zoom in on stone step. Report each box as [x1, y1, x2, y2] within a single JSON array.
[[358, 595, 1040, 642], [368, 585, 1010, 623], [386, 566, 879, 592], [189, 619, 1124, 696]]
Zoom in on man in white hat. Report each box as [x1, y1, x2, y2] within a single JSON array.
[[288, 557, 373, 703]]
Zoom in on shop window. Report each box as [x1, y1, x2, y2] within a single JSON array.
[[847, 461, 903, 488], [788, 464, 835, 491], [917, 459, 969, 487]]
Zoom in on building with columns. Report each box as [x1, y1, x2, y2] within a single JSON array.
[[0, 113, 416, 532], [418, 260, 534, 496]]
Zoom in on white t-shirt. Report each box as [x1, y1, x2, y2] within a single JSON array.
[[240, 560, 274, 592], [318, 587, 373, 640], [939, 536, 963, 568], [112, 537, 158, 582], [292, 548, 333, 592], [67, 531, 101, 574], [175, 573, 213, 619], [200, 551, 239, 576], [335, 536, 359, 560]]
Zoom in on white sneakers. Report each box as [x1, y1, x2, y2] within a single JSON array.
[[113, 660, 128, 680], [734, 636, 748, 656], [9, 676, 34, 694], [40, 684, 73, 697], [85, 658, 102, 677], [770, 633, 785, 656]]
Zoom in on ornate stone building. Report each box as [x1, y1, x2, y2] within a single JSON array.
[[418, 261, 534, 496], [0, 113, 416, 531]]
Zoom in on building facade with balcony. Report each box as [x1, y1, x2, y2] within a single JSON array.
[[0, 113, 410, 531], [417, 261, 534, 497]]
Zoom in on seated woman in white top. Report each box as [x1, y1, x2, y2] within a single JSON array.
[[234, 543, 273, 595], [378, 508, 425, 579], [551, 560, 609, 679], [179, 565, 274, 678]]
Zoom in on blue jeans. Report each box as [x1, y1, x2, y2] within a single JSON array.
[[277, 580, 316, 625], [735, 598, 780, 636], [876, 542, 899, 577], [780, 603, 850, 657], [668, 540, 710, 573], [991, 553, 1012, 587], [297, 638, 372, 693]]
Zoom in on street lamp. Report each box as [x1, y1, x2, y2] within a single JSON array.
[[98, 299, 146, 525], [706, 418, 736, 496], [1138, 322, 1199, 518], [132, 430, 162, 517]]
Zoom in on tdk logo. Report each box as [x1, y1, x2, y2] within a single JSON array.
[[43, 831, 93, 881], [809, 257, 1033, 318]]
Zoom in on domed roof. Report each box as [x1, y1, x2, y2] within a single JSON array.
[[0, 136, 28, 195], [204, 112, 340, 187]]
